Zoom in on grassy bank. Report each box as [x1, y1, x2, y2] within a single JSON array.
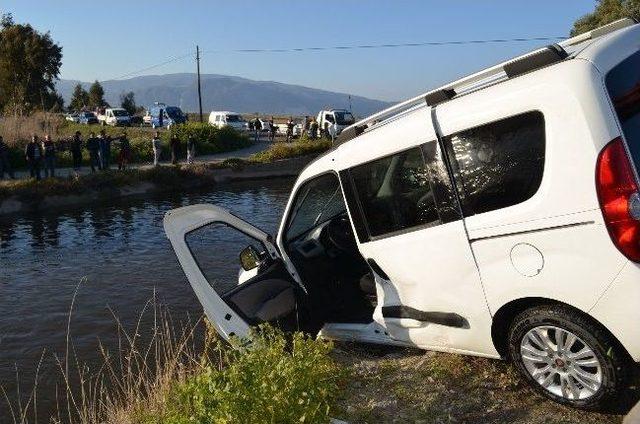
[[0, 114, 251, 169], [0, 139, 332, 202], [334, 344, 629, 424], [3, 287, 632, 423]]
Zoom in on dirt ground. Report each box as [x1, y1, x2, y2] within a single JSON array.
[[333, 343, 639, 424]]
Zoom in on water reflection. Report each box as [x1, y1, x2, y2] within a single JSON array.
[[0, 178, 294, 419]]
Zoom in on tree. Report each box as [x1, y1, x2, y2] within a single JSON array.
[[0, 13, 63, 115], [43, 90, 64, 112], [69, 83, 89, 111], [88, 80, 107, 110], [571, 0, 640, 35], [120, 91, 137, 115]]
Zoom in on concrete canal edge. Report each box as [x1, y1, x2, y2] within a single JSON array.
[[0, 155, 316, 217]]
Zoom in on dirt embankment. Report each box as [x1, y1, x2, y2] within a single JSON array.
[[0, 155, 314, 216]]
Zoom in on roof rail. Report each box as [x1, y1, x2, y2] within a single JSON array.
[[559, 17, 636, 48], [337, 18, 637, 146]]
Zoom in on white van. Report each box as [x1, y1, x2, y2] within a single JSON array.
[[208, 111, 247, 132], [101, 108, 131, 126], [317, 109, 355, 139], [165, 19, 640, 409]]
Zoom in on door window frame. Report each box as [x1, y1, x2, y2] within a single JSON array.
[[282, 170, 345, 245], [340, 141, 460, 244]]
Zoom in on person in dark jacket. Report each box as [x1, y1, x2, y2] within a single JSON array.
[[42, 134, 57, 178], [70, 131, 83, 172], [169, 134, 180, 165], [25, 135, 43, 180], [187, 135, 196, 164], [117, 131, 131, 170], [98, 130, 111, 170], [253, 117, 262, 142], [269, 117, 276, 142], [286, 118, 295, 143], [0, 136, 14, 179], [86, 132, 100, 172]]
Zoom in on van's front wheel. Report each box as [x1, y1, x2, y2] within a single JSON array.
[[508, 305, 628, 410]]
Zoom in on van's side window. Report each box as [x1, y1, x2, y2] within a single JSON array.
[[443, 111, 545, 216], [349, 147, 439, 238]]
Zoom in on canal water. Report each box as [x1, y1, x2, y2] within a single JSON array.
[[0, 178, 293, 421]]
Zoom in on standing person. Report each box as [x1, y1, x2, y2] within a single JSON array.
[[310, 119, 319, 139], [86, 131, 101, 172], [24, 135, 43, 180], [286, 118, 294, 143], [152, 131, 162, 166], [186, 135, 196, 164], [302, 115, 310, 138], [70, 131, 83, 173], [170, 134, 180, 165], [98, 130, 112, 170], [268, 117, 276, 142], [0, 136, 14, 179], [42, 134, 57, 178], [117, 131, 131, 170], [253, 116, 262, 142]]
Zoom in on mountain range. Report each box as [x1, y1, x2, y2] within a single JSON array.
[[56, 73, 393, 116]]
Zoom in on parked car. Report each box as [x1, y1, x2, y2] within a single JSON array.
[[77, 111, 98, 125], [316, 109, 355, 139], [275, 121, 303, 138], [164, 19, 640, 410], [209, 111, 248, 132], [129, 115, 144, 126], [65, 113, 79, 123], [148, 103, 187, 128]]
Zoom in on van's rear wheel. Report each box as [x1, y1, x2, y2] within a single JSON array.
[[508, 305, 627, 410]]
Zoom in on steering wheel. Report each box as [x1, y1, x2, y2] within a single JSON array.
[[324, 214, 358, 253]]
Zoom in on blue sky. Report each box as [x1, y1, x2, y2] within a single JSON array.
[[2, 1, 596, 101]]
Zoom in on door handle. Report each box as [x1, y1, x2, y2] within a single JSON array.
[[366, 258, 390, 280]]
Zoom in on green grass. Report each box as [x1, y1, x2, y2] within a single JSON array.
[[133, 327, 343, 424], [251, 139, 332, 163]]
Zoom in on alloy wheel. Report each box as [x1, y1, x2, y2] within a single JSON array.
[[520, 325, 603, 400]]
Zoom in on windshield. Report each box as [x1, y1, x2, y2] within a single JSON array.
[[166, 106, 184, 120], [334, 111, 355, 125], [606, 50, 640, 175], [286, 174, 346, 241], [112, 109, 128, 117], [227, 115, 243, 122]]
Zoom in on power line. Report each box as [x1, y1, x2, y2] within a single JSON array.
[[202, 36, 567, 54], [106, 36, 567, 81]]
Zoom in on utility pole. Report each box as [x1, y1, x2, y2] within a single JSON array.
[[348, 95, 352, 113], [196, 45, 203, 123]]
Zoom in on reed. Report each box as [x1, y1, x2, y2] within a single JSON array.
[[1, 280, 342, 424]]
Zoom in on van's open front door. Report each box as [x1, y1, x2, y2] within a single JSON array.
[[164, 204, 300, 342]]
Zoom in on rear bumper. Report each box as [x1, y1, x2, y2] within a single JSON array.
[[590, 261, 640, 361]]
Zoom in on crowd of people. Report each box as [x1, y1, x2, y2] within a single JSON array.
[[248, 116, 321, 143], [0, 130, 198, 181]]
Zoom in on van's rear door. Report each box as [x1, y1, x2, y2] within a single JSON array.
[[604, 49, 640, 186]]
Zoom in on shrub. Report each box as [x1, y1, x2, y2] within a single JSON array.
[[170, 122, 252, 156], [251, 139, 332, 163], [152, 326, 342, 424]]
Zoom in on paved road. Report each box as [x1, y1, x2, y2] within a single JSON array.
[[8, 141, 272, 180]]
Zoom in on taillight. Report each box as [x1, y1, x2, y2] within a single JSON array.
[[596, 137, 640, 262]]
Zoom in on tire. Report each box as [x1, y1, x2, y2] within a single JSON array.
[[508, 305, 629, 410]]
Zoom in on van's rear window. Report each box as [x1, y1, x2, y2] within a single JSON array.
[[606, 50, 640, 174]]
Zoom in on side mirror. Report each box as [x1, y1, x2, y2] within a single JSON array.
[[239, 245, 262, 271]]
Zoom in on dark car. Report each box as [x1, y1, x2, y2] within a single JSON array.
[[78, 112, 98, 125]]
